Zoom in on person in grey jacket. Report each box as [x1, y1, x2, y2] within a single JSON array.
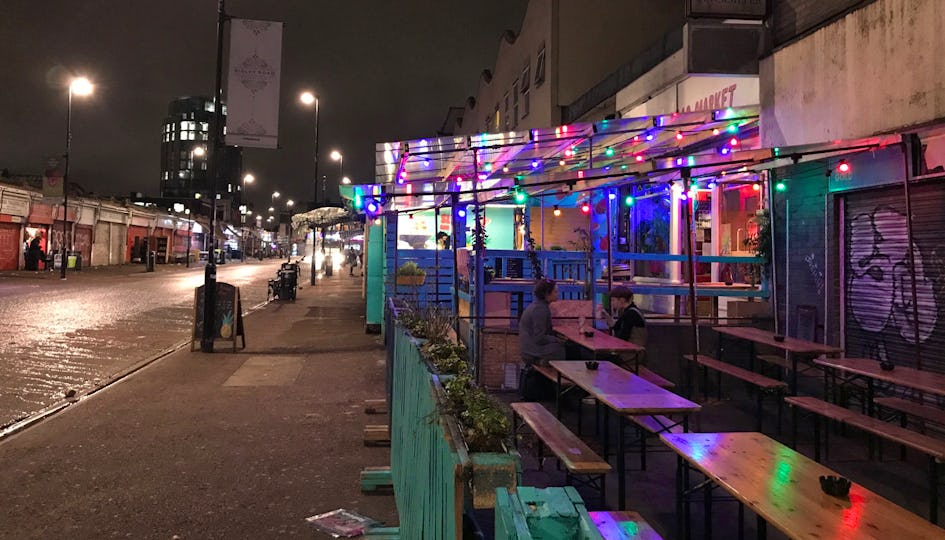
[[519, 278, 565, 365]]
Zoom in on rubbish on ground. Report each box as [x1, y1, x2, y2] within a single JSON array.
[[305, 508, 380, 538]]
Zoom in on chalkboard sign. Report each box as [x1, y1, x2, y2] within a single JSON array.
[[192, 281, 246, 351]]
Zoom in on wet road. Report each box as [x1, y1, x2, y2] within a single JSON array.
[[0, 260, 290, 429]]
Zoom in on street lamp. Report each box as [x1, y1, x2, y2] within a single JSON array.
[[300, 91, 320, 206], [60, 76, 93, 279], [330, 150, 344, 197], [286, 199, 295, 208], [342, 176, 351, 185]]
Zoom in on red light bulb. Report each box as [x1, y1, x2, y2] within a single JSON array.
[[729, 137, 739, 147], [838, 160, 851, 174], [580, 202, 590, 214]]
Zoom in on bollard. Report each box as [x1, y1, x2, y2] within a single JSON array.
[[146, 251, 155, 272]]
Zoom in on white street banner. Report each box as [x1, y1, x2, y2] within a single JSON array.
[[225, 19, 283, 149]]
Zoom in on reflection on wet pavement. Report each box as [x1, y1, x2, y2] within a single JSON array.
[[0, 263, 278, 427]]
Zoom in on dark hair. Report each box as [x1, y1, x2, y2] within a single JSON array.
[[436, 232, 449, 240], [609, 286, 633, 299], [533, 278, 556, 300]]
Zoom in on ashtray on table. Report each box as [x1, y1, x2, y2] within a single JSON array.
[[773, 334, 785, 342], [582, 330, 595, 338], [819, 475, 851, 498], [585, 361, 599, 370]]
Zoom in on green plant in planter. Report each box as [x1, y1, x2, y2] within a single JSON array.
[[396, 261, 426, 278], [442, 373, 510, 452], [742, 209, 771, 283], [421, 339, 468, 375]]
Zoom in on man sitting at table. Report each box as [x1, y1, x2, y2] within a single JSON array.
[[598, 286, 647, 368], [519, 278, 566, 365], [518, 278, 566, 400]]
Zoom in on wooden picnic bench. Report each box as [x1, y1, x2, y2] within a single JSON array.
[[875, 396, 945, 429], [684, 354, 787, 432], [785, 395, 945, 523], [589, 510, 663, 539], [511, 402, 611, 505]]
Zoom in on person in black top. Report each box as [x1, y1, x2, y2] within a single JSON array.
[[598, 286, 647, 369]]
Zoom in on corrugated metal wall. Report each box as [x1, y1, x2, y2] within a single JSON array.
[[843, 181, 945, 372]]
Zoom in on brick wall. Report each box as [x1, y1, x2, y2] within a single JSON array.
[[481, 329, 521, 390]]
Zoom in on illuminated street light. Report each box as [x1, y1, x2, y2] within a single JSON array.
[[342, 176, 351, 185], [192, 146, 206, 158], [243, 173, 254, 184], [61, 76, 93, 279], [286, 199, 295, 208], [300, 91, 320, 207], [268, 206, 275, 212]]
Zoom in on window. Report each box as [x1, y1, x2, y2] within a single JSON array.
[[535, 44, 546, 86], [512, 79, 519, 128], [503, 92, 510, 131], [521, 62, 530, 118]]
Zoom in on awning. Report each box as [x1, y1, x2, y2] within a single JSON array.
[[370, 105, 899, 212]]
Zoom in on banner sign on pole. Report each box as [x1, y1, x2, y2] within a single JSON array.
[[42, 156, 64, 200], [225, 19, 283, 149]]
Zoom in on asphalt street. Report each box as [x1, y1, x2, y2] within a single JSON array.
[[0, 260, 284, 429]]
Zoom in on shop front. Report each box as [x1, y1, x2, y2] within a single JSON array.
[[0, 190, 30, 270]]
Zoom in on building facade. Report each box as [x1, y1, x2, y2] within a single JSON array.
[[159, 96, 243, 217], [453, 0, 686, 135]]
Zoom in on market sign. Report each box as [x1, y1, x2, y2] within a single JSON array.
[[0, 192, 29, 217], [687, 0, 767, 19]]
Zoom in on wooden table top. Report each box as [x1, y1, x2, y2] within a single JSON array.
[[549, 361, 700, 414], [554, 325, 645, 354], [660, 432, 945, 540], [713, 325, 842, 355], [814, 357, 945, 398]]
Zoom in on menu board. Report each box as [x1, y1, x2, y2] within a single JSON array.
[[192, 282, 245, 351]]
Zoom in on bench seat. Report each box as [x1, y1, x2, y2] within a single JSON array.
[[511, 402, 611, 475], [589, 510, 663, 540], [638, 367, 674, 389], [687, 354, 786, 433], [875, 397, 945, 427]]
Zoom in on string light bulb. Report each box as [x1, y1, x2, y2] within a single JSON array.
[[838, 160, 851, 174], [580, 202, 591, 214], [553, 205, 561, 217]]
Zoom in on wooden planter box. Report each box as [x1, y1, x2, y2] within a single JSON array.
[[396, 274, 426, 286]]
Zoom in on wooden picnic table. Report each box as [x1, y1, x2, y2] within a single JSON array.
[[713, 325, 842, 394], [550, 360, 700, 511], [814, 357, 945, 399], [554, 324, 645, 356], [661, 431, 945, 540]]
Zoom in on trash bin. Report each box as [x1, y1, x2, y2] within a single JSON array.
[[73, 252, 82, 271], [324, 254, 334, 277], [146, 251, 156, 272]]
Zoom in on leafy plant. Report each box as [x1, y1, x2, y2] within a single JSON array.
[[442, 374, 509, 452], [523, 214, 543, 280], [396, 261, 426, 277], [743, 209, 771, 281], [420, 304, 456, 344], [421, 340, 468, 374], [570, 227, 594, 299]]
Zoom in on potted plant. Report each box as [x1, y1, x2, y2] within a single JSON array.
[[396, 261, 426, 286]]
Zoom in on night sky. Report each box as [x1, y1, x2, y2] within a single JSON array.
[[0, 0, 527, 212]]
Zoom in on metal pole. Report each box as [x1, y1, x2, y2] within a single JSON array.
[[682, 169, 700, 356], [451, 193, 460, 335], [61, 86, 72, 280], [435, 205, 441, 304], [902, 134, 923, 369], [313, 97, 320, 205], [201, 0, 226, 353], [606, 188, 613, 294], [766, 170, 781, 333]]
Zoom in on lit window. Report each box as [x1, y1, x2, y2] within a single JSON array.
[[179, 121, 187, 131], [535, 45, 546, 86], [179, 171, 186, 178], [200, 122, 208, 131]]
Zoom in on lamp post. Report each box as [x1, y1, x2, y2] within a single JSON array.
[[62, 76, 93, 279], [241, 173, 254, 261], [300, 91, 320, 207], [330, 150, 343, 202]]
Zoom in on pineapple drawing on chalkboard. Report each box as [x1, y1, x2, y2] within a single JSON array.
[[220, 311, 233, 339]]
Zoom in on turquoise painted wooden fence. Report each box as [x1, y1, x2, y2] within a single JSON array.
[[390, 327, 519, 538], [494, 487, 604, 540]]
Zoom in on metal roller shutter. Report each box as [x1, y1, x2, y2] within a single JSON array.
[[0, 223, 21, 270], [843, 181, 945, 372]]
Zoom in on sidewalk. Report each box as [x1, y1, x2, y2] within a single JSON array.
[[0, 273, 397, 539]]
